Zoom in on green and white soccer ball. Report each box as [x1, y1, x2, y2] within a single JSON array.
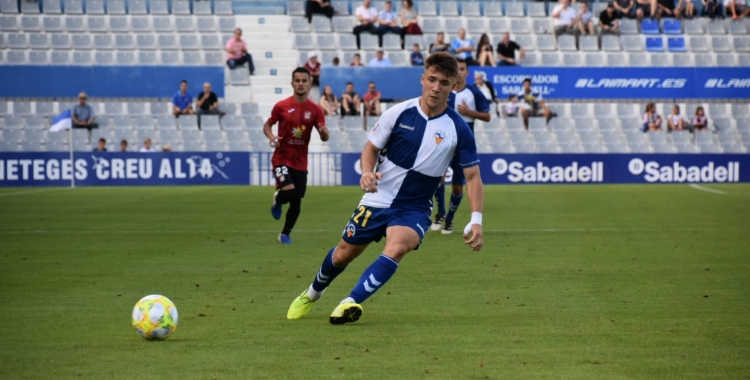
[[132, 295, 179, 340]]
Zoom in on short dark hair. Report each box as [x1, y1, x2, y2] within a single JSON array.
[[385, 0, 391, 4], [607, 2, 614, 7], [523, 78, 532, 84], [180, 80, 188, 85], [292, 67, 311, 79], [455, 58, 467, 67], [354, 53, 361, 58], [403, 0, 413, 7], [413, 43, 420, 48], [424, 52, 458, 78], [120, 139, 128, 145], [509, 94, 517, 100], [346, 81, 354, 86], [98, 138, 106, 143], [333, 57, 340, 63]]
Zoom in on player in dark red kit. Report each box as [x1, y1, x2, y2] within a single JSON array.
[[263, 67, 330, 244]]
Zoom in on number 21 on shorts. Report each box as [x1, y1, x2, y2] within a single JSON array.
[[352, 205, 372, 227]]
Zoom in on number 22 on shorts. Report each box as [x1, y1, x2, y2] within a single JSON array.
[[275, 166, 289, 178], [352, 206, 372, 227]]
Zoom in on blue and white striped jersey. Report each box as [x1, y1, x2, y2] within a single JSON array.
[[448, 84, 491, 130], [361, 97, 479, 212]]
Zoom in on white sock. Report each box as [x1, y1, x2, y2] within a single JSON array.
[[306, 285, 323, 301], [340, 297, 355, 304]]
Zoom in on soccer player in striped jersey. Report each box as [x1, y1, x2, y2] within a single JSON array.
[[264, 67, 329, 244], [286, 52, 485, 324], [432, 59, 491, 234]]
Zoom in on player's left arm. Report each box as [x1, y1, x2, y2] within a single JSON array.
[[462, 88, 492, 122], [463, 165, 484, 251], [315, 107, 330, 142]]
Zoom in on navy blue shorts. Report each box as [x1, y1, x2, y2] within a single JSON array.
[[450, 155, 466, 186], [341, 205, 432, 250]]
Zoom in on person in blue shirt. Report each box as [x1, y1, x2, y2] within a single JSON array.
[[377, 1, 402, 47], [410, 43, 424, 66], [450, 28, 477, 66], [171, 80, 195, 117]]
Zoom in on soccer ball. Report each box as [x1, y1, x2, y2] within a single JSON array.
[[132, 295, 179, 340]]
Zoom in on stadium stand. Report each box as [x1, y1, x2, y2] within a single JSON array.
[[0, 0, 747, 154]]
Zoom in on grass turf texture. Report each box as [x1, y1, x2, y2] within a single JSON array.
[[0, 185, 749, 380]]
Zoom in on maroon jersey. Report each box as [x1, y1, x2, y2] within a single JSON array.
[[266, 96, 326, 172]]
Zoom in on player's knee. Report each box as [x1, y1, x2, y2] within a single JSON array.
[[333, 241, 366, 266], [451, 184, 464, 196]]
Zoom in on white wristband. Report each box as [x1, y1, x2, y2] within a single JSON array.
[[470, 212, 483, 226]]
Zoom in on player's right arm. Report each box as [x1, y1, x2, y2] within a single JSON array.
[[360, 100, 400, 193], [456, 120, 484, 251], [264, 103, 282, 148]]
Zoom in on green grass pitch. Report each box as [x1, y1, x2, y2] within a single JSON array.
[[1, 184, 749, 379]]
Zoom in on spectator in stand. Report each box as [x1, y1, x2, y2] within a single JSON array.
[[504, 94, 520, 118], [140, 138, 156, 152], [368, 48, 392, 67], [496, 33, 525, 66], [363, 82, 382, 116], [172, 80, 194, 117], [162, 144, 172, 152], [692, 106, 708, 131], [667, 105, 687, 131], [353, 0, 379, 50], [196, 82, 220, 116], [576, 2, 595, 35], [599, 3, 621, 35], [475, 34, 495, 67], [429, 32, 450, 53], [72, 92, 98, 141], [93, 138, 107, 152], [377, 1, 401, 47], [304, 52, 322, 87], [306, 0, 334, 23], [399, 0, 422, 36], [474, 72, 499, 116], [410, 43, 424, 65], [701, 0, 723, 18], [553, 0, 579, 40], [635, 0, 657, 21], [326, 57, 340, 67], [642, 102, 662, 132], [655, 0, 678, 19], [613, 0, 636, 18], [726, 0, 749, 18], [226, 28, 254, 75], [675, 0, 695, 17], [341, 82, 362, 116], [518, 78, 552, 129], [320, 85, 340, 116], [451, 28, 477, 66], [350, 53, 365, 66], [119, 139, 128, 152]]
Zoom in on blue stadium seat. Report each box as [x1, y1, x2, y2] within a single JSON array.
[[646, 37, 664, 52], [641, 19, 660, 34], [667, 37, 686, 52], [663, 19, 681, 34]]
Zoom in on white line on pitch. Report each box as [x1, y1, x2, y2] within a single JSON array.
[[0, 188, 73, 197], [688, 184, 727, 195]]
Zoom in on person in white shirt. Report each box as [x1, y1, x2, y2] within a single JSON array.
[[368, 49, 392, 67], [377, 1, 402, 47], [353, 0, 379, 49], [576, 2, 595, 35], [667, 105, 687, 131], [552, 0, 579, 39], [504, 94, 519, 117], [473, 72, 498, 116], [140, 138, 156, 153]]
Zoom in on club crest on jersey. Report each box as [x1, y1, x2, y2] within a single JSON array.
[[346, 223, 356, 238], [304, 111, 312, 120], [434, 131, 445, 144], [293, 125, 306, 138]]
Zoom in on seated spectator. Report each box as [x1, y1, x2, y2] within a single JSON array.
[[119, 139, 128, 152], [320, 85, 340, 116], [504, 95, 520, 117], [675, 0, 695, 17], [363, 82, 382, 116], [553, 0, 579, 40], [341, 82, 362, 116], [667, 105, 687, 131], [226, 28, 254, 75], [476, 34, 495, 67], [474, 72, 498, 116], [410, 43, 424, 65], [451, 28, 477, 66], [368, 49, 392, 67], [306, 0, 334, 23], [196, 82, 220, 115], [727, 0, 750, 18], [350, 53, 365, 66], [162, 144, 172, 152], [93, 138, 107, 152], [399, 0, 422, 36], [429, 32, 449, 54], [72, 92, 98, 141], [654, 0, 678, 19], [353, 0, 379, 50], [325, 57, 340, 67], [701, 0, 723, 18], [496, 33, 525, 66], [692, 106, 708, 131], [377, 1, 401, 47], [642, 102, 662, 132], [576, 2, 595, 35], [613, 0, 636, 18], [172, 80, 194, 117], [635, 0, 656, 21], [518, 78, 552, 129], [140, 138, 156, 152], [599, 3, 621, 35], [304, 52, 321, 87]]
